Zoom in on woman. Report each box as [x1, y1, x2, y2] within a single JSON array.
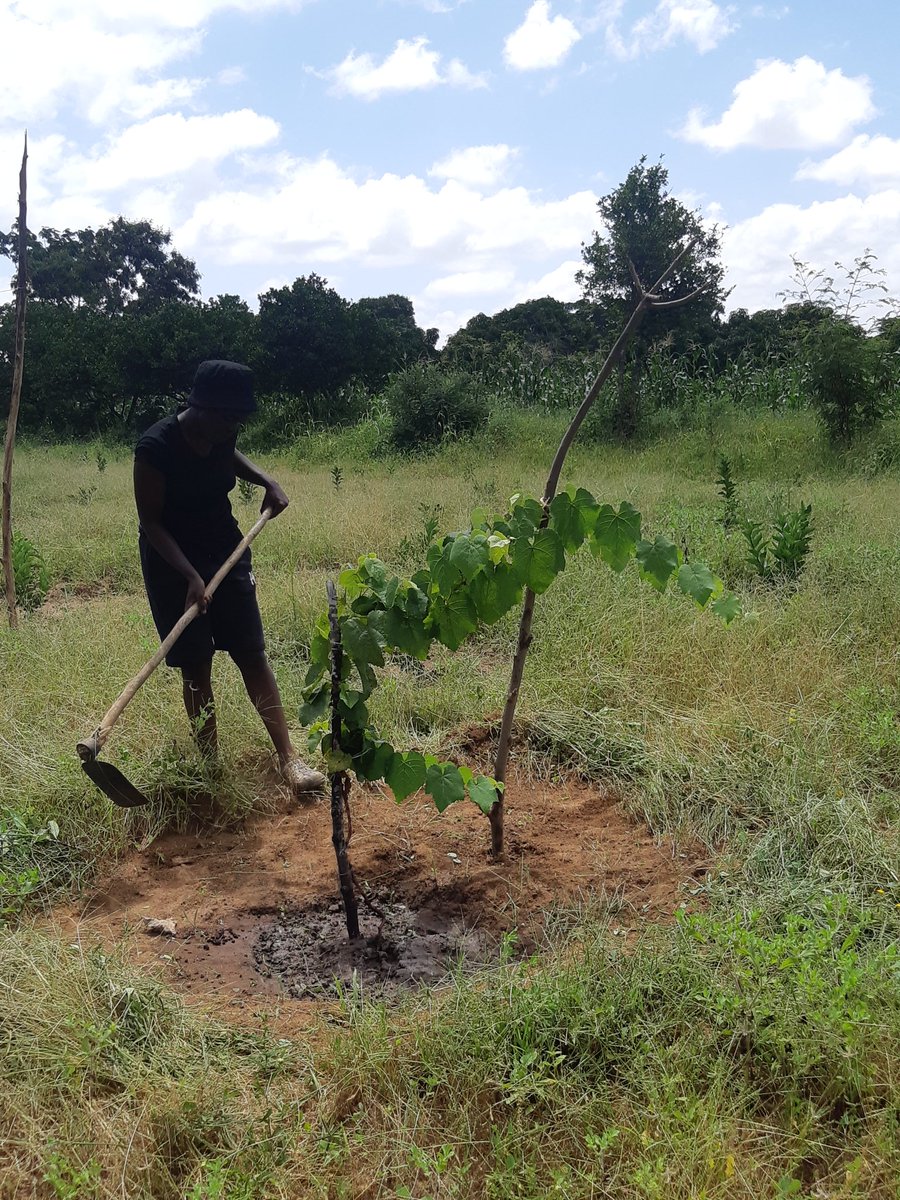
[[133, 359, 324, 795]]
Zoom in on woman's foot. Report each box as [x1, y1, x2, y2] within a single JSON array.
[[281, 757, 326, 795]]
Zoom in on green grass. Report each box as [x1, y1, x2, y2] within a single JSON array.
[[2, 406, 899, 1196]]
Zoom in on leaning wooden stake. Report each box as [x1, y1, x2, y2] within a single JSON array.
[[489, 240, 707, 857], [1, 134, 27, 630], [327, 579, 361, 940]]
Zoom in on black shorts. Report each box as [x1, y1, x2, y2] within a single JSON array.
[[139, 534, 266, 669]]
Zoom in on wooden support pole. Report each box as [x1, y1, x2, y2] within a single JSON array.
[[327, 579, 361, 941], [2, 134, 27, 630], [489, 240, 705, 858]]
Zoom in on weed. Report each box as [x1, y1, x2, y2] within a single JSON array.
[[715, 453, 738, 528], [11, 530, 50, 609], [331, 464, 343, 492]]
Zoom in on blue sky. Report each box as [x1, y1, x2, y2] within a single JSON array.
[[2, 1, 899, 340]]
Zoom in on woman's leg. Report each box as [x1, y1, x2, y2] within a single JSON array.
[[180, 657, 218, 757], [231, 650, 323, 791], [231, 650, 294, 763]]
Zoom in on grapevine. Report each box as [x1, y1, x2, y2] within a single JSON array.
[[302, 486, 739, 821]]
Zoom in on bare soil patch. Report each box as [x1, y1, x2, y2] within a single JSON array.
[[52, 766, 708, 1023]]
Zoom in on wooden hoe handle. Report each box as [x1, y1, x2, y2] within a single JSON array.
[[76, 508, 274, 761]]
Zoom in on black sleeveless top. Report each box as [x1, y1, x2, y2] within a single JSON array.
[[135, 413, 241, 561]]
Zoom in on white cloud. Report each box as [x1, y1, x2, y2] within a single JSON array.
[[424, 268, 516, 297], [177, 157, 597, 269], [58, 110, 279, 194], [328, 37, 486, 99], [512, 258, 583, 305], [503, 1, 581, 71], [429, 144, 518, 187], [682, 57, 876, 151], [217, 65, 248, 86], [0, 0, 301, 126], [797, 134, 900, 190], [722, 190, 900, 324], [609, 0, 734, 59]]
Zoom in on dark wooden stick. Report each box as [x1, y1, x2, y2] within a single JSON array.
[[2, 135, 27, 630], [489, 240, 708, 858], [326, 579, 361, 941]]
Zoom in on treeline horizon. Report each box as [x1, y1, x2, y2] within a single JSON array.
[[2, 158, 898, 444]]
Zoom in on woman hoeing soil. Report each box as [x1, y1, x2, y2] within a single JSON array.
[[133, 359, 324, 795]]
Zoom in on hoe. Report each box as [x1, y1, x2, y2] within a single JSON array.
[[76, 508, 273, 807]]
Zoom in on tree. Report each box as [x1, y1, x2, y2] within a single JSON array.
[[444, 298, 598, 369], [256, 274, 357, 419], [0, 218, 200, 314], [577, 157, 725, 437], [349, 294, 437, 390]]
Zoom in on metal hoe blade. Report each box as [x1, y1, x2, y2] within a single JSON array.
[[80, 757, 150, 808]]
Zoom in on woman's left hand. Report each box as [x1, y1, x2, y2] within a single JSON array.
[[262, 479, 290, 517]]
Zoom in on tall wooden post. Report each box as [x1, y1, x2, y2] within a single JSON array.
[[2, 134, 28, 629]]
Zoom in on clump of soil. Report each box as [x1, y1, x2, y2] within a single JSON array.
[[254, 898, 491, 999]]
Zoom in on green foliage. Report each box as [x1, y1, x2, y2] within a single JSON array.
[[715, 454, 738, 528], [807, 319, 883, 445], [384, 363, 488, 450], [0, 813, 71, 923], [771, 502, 814, 578], [10, 532, 50, 610], [577, 157, 725, 440], [740, 501, 814, 581], [303, 487, 738, 817]]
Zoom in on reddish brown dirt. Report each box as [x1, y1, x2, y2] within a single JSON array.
[[52, 771, 707, 1027]]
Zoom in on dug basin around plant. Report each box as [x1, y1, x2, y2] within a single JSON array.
[[51, 761, 709, 1022], [253, 896, 494, 999]]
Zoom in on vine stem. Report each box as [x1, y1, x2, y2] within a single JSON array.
[[489, 240, 705, 858], [327, 579, 360, 940], [2, 134, 27, 630]]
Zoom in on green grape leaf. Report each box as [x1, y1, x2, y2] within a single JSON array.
[[591, 502, 641, 572], [677, 562, 718, 607], [398, 581, 429, 620], [509, 494, 543, 525], [350, 593, 383, 616], [385, 751, 427, 802], [487, 532, 511, 564], [430, 589, 478, 650], [469, 562, 523, 624], [304, 628, 331, 684], [468, 775, 502, 815], [636, 536, 680, 592], [549, 491, 586, 552], [298, 680, 329, 726], [338, 566, 364, 599], [570, 486, 601, 528], [380, 606, 431, 658], [358, 555, 390, 597], [425, 762, 467, 812], [324, 747, 353, 772], [712, 592, 742, 624], [427, 541, 461, 596], [341, 616, 385, 667], [355, 657, 377, 698], [448, 533, 491, 581], [356, 739, 395, 782], [511, 527, 566, 594]]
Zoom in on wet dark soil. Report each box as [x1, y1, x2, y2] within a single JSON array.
[[253, 898, 492, 998]]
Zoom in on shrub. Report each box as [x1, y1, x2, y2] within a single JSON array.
[[11, 532, 50, 610], [384, 364, 487, 450], [807, 320, 882, 445]]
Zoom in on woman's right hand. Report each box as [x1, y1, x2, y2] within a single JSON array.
[[185, 572, 209, 614]]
